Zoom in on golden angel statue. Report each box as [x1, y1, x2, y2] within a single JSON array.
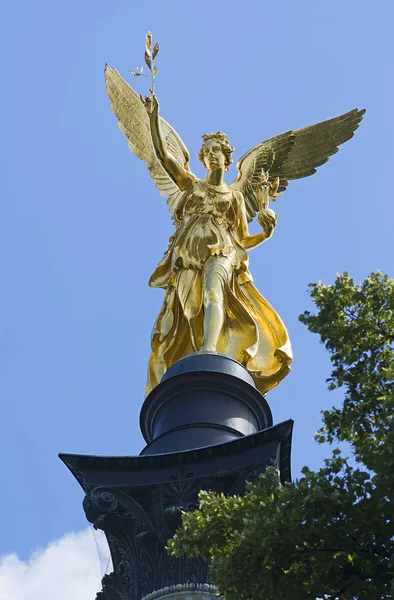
[[105, 64, 365, 396]]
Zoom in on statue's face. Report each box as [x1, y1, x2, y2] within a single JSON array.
[[202, 139, 226, 171]]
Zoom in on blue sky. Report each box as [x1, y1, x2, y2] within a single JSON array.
[[1, 0, 393, 596]]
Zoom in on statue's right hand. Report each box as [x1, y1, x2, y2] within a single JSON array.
[[141, 92, 159, 116]]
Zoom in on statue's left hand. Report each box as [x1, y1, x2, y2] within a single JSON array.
[[257, 208, 277, 237]]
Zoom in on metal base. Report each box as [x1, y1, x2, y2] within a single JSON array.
[[60, 420, 292, 600], [140, 352, 272, 454], [60, 352, 293, 600]]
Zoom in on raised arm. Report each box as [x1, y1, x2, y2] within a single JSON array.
[[142, 94, 192, 191], [233, 191, 277, 250]]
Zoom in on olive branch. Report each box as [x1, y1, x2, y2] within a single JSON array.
[[130, 31, 159, 94]]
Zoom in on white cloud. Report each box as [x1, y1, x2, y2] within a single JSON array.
[[0, 529, 102, 600]]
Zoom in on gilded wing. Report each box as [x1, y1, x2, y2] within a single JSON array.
[[105, 65, 191, 214], [231, 108, 365, 222]]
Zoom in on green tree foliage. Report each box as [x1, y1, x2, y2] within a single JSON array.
[[168, 272, 394, 600]]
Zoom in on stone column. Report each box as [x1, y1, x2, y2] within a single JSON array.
[[60, 353, 293, 600]]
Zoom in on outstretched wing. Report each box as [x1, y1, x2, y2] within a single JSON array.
[[105, 65, 191, 214], [231, 108, 365, 222]]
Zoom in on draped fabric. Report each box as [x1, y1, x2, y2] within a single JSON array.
[[146, 179, 292, 395]]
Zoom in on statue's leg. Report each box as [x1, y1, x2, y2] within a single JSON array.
[[176, 268, 203, 351], [201, 255, 232, 352]]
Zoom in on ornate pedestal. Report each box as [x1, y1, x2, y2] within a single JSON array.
[[60, 353, 293, 600]]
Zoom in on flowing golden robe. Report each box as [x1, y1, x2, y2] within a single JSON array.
[[146, 178, 292, 395]]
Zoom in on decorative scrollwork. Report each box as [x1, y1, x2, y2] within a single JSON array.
[[84, 448, 284, 598]]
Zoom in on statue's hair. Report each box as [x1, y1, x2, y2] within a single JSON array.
[[197, 132, 235, 171]]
